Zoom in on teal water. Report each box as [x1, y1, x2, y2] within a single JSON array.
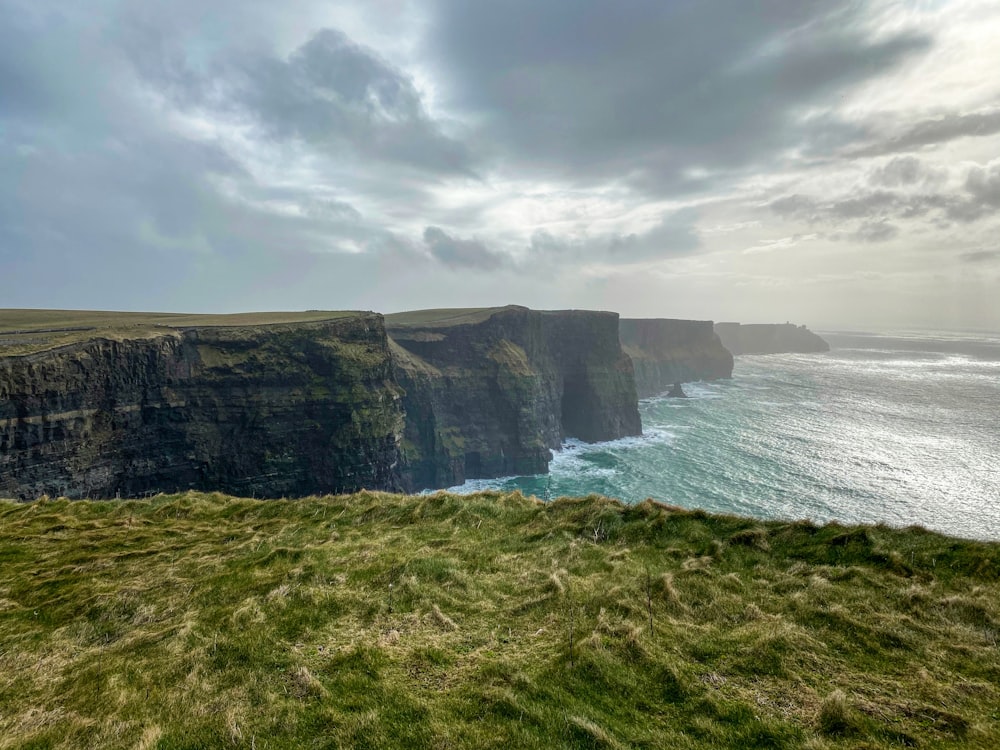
[[447, 331, 1000, 541]]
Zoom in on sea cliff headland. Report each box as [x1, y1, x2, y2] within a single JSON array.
[[714, 322, 829, 355], [1, 307, 644, 499]]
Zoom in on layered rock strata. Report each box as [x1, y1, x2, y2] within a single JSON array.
[[386, 306, 642, 492], [0, 315, 404, 500], [714, 322, 830, 355], [619, 318, 733, 398]]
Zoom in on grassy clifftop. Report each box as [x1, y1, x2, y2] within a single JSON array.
[[1, 491, 998, 749], [0, 309, 361, 357]]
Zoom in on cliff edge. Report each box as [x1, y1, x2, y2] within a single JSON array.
[[386, 306, 641, 491], [619, 318, 733, 398], [0, 312, 404, 500], [715, 322, 830, 355]]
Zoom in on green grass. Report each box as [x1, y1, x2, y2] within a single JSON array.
[[1, 491, 998, 749], [0, 310, 362, 356], [384, 307, 515, 328]]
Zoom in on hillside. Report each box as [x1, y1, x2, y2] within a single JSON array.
[[1, 492, 997, 749]]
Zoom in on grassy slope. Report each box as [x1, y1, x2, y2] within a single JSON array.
[[0, 310, 362, 356], [0, 491, 998, 749], [384, 307, 511, 328]]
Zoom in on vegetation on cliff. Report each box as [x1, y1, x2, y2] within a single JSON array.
[[1, 491, 998, 749]]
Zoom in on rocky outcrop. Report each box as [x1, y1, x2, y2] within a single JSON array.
[[0, 315, 405, 500], [386, 306, 641, 492], [619, 318, 733, 398], [714, 322, 829, 355]]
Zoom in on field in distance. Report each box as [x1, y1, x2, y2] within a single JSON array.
[[0, 309, 362, 356]]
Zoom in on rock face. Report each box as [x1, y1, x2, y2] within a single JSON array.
[[714, 322, 829, 355], [619, 318, 733, 398], [386, 306, 642, 491], [0, 315, 405, 500]]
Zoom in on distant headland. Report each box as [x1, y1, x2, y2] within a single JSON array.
[[714, 322, 829, 355]]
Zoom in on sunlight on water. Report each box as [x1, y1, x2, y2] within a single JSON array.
[[446, 331, 1000, 541]]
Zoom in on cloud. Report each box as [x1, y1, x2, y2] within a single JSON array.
[[960, 250, 1000, 264], [427, 0, 928, 192], [846, 109, 1000, 158], [965, 161, 1000, 207], [606, 211, 701, 260], [230, 29, 473, 174], [2, 0, 1000, 330], [848, 221, 899, 244], [121, 22, 473, 176], [423, 226, 507, 270], [868, 156, 942, 188], [743, 233, 820, 255], [767, 158, 1000, 237]]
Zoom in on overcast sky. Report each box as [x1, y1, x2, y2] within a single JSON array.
[[2, 0, 999, 330]]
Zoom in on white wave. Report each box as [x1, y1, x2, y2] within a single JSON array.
[[436, 476, 516, 494], [555, 427, 676, 457]]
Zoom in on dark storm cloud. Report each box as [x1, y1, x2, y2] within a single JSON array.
[[427, 0, 929, 191], [846, 109, 1000, 158]]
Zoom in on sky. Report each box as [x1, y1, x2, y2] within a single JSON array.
[[2, 0, 999, 331]]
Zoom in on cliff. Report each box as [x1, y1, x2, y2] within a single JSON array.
[[619, 318, 733, 398], [714, 322, 830, 355], [386, 306, 641, 491], [0, 312, 404, 500]]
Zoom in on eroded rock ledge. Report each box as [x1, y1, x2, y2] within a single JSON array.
[[619, 318, 733, 398]]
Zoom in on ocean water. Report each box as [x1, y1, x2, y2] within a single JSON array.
[[446, 331, 1000, 541]]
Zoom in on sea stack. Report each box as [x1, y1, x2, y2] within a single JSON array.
[[666, 382, 687, 398]]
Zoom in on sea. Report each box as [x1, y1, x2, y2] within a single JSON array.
[[445, 330, 1000, 542]]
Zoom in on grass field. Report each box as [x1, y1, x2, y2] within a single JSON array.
[[384, 307, 515, 328], [0, 310, 362, 356], [1, 491, 998, 749]]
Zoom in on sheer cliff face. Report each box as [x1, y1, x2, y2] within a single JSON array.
[[386, 306, 641, 492], [0, 316, 404, 500], [619, 319, 734, 398], [714, 323, 830, 355]]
